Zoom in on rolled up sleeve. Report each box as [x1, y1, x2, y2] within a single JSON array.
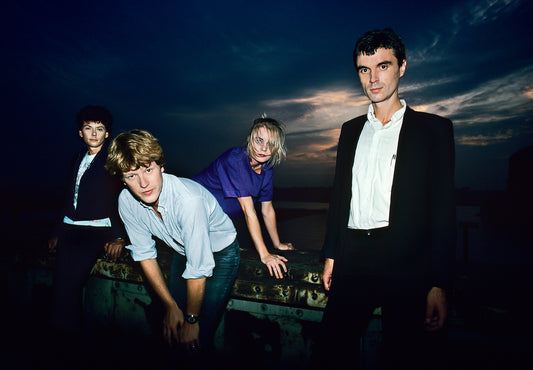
[[177, 196, 216, 279], [118, 192, 158, 261]]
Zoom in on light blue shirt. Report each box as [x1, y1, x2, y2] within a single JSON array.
[[118, 173, 237, 279]]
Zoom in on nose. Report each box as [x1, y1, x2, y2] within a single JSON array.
[[370, 70, 378, 84], [139, 173, 149, 188]]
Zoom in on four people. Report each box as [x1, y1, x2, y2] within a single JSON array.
[[46, 27, 456, 367], [48, 105, 125, 334], [193, 117, 294, 279], [105, 129, 240, 357], [317, 28, 456, 369]]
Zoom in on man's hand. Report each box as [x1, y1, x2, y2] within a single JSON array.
[[261, 253, 288, 279], [104, 238, 125, 261], [48, 237, 58, 253], [163, 302, 184, 346], [180, 321, 201, 354], [425, 286, 448, 331], [322, 258, 334, 291]]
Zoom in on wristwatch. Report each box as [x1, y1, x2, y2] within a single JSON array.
[[185, 314, 199, 324]]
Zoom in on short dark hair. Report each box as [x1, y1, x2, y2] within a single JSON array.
[[353, 28, 406, 66], [76, 105, 114, 132]]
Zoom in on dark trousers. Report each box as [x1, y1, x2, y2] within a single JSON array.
[[51, 224, 111, 333], [314, 228, 448, 370]]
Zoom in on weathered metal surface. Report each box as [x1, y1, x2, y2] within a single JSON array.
[[232, 247, 327, 309], [11, 241, 328, 313]]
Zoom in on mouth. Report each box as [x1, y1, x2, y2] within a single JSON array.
[[142, 189, 153, 196]]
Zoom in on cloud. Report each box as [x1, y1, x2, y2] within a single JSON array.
[[455, 130, 514, 146], [409, 65, 533, 126], [464, 0, 523, 26], [264, 88, 368, 131]]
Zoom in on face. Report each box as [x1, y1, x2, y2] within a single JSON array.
[[356, 48, 406, 106], [123, 161, 164, 206], [250, 126, 274, 165], [79, 121, 109, 153]]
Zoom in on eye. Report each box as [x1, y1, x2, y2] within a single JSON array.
[[254, 136, 264, 145], [124, 174, 135, 180], [379, 64, 388, 70], [146, 167, 153, 174], [359, 67, 369, 74], [97, 127, 105, 132]]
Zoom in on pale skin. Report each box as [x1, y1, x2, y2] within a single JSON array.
[[48, 121, 124, 260], [321, 47, 448, 331], [239, 127, 294, 279]]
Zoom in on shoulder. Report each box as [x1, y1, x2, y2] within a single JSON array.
[[166, 175, 209, 199], [341, 114, 366, 130], [406, 107, 452, 127], [337, 114, 366, 142], [118, 188, 136, 210], [222, 146, 247, 160]]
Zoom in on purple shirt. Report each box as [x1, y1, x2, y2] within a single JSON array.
[[193, 147, 274, 218]]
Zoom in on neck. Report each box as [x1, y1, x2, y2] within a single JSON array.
[[87, 146, 102, 156], [249, 158, 263, 174], [372, 97, 403, 125]]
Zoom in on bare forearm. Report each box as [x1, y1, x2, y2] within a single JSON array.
[[185, 278, 206, 315], [140, 259, 177, 309], [262, 205, 281, 247]]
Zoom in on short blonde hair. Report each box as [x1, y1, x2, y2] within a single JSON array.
[[106, 129, 165, 176], [246, 117, 287, 167]]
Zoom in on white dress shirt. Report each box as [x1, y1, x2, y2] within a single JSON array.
[[348, 100, 406, 230]]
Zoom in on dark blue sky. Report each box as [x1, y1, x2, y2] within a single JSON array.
[[4, 0, 533, 194]]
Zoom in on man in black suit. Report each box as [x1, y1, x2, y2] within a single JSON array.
[[316, 28, 456, 369]]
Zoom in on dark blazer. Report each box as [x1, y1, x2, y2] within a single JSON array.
[[322, 106, 456, 290], [56, 143, 124, 240]]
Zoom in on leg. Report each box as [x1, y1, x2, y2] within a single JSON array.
[[200, 238, 240, 351], [313, 275, 382, 370], [51, 225, 110, 333], [381, 277, 448, 370]]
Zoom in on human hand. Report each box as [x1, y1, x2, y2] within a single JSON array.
[[273, 242, 295, 251], [48, 237, 58, 253], [425, 286, 447, 331], [322, 258, 334, 291], [104, 239, 125, 262], [180, 322, 201, 354], [163, 303, 184, 346], [261, 253, 288, 279]]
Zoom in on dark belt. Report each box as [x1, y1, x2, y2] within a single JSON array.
[[347, 226, 390, 237]]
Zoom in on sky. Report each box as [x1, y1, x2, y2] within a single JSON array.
[[4, 0, 533, 195]]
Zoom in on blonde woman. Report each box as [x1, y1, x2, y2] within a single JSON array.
[[193, 116, 294, 279]]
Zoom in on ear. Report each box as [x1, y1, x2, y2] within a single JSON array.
[[161, 166, 165, 173], [105, 132, 109, 139], [399, 59, 407, 77], [79, 130, 83, 138]]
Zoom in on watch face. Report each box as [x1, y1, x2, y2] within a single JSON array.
[[186, 315, 198, 324]]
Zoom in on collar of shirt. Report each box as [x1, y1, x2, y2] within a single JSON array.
[[367, 99, 407, 131]]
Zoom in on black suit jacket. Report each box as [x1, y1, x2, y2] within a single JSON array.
[[55, 143, 124, 240], [322, 106, 456, 290]]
